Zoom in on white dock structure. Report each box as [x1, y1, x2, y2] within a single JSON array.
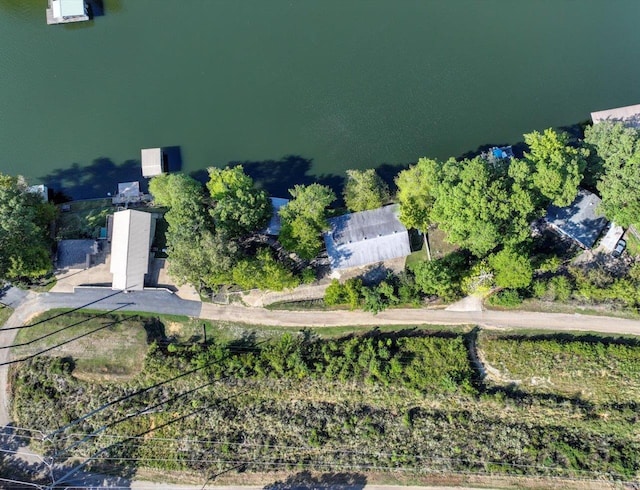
[[141, 148, 165, 177], [591, 103, 640, 128], [47, 0, 89, 25], [110, 210, 153, 291]]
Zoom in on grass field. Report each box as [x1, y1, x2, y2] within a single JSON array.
[[478, 331, 640, 404], [10, 312, 640, 483], [56, 198, 112, 239]]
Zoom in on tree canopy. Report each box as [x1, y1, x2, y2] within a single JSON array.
[[488, 247, 533, 290], [206, 166, 271, 238], [343, 169, 389, 212], [395, 157, 440, 231], [431, 157, 536, 257], [524, 128, 586, 207], [279, 184, 335, 259], [0, 174, 54, 281], [585, 121, 640, 227]]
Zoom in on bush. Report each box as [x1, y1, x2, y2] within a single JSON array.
[[487, 289, 522, 307]]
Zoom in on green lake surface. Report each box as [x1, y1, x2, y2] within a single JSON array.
[[1, 0, 640, 198]]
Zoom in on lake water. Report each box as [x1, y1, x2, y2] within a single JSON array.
[[1, 0, 640, 199]]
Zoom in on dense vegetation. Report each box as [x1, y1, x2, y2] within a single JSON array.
[[0, 173, 57, 282], [9, 315, 640, 482]]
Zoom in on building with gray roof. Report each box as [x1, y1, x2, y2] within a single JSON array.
[[57, 239, 98, 270], [545, 189, 608, 249], [324, 204, 411, 270]]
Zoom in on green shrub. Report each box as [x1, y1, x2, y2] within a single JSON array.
[[488, 289, 522, 307]]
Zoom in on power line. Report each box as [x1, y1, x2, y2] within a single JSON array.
[[0, 304, 132, 351], [0, 290, 124, 332]]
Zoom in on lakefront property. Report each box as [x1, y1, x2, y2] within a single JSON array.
[[4, 3, 640, 488]]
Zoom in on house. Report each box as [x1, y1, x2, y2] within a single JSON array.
[[263, 197, 289, 235], [47, 0, 89, 25], [110, 210, 154, 291], [141, 148, 165, 178], [545, 189, 608, 249], [324, 204, 411, 270], [591, 103, 640, 128]]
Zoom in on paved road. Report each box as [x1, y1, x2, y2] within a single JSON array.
[[2, 287, 640, 488]]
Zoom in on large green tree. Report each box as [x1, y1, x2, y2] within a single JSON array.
[[150, 173, 237, 289], [0, 174, 54, 281], [431, 157, 536, 256], [279, 184, 335, 259], [343, 169, 389, 212], [524, 128, 587, 207], [584, 121, 640, 227], [206, 166, 271, 237], [395, 157, 440, 231]]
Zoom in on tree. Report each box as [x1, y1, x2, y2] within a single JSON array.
[[584, 121, 640, 227], [206, 166, 271, 237], [524, 128, 587, 207], [343, 169, 389, 212], [279, 184, 335, 259], [431, 157, 536, 256], [150, 174, 233, 289], [395, 157, 440, 231], [410, 252, 467, 301], [488, 247, 533, 289], [232, 248, 300, 291], [0, 174, 54, 281]]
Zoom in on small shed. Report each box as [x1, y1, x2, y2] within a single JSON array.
[[110, 210, 153, 291], [141, 148, 165, 178], [263, 197, 289, 235], [545, 189, 608, 249], [591, 103, 640, 128], [324, 204, 411, 270]]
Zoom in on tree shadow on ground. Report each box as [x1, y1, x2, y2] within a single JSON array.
[[40, 158, 145, 201], [263, 470, 367, 489]]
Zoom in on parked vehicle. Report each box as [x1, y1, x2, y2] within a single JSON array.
[[612, 239, 626, 258]]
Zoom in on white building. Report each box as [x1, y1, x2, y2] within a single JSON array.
[[110, 210, 153, 291], [141, 148, 165, 178], [47, 0, 89, 25]]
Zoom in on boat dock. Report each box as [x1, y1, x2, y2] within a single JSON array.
[[46, 0, 90, 25]]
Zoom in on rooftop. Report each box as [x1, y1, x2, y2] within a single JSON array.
[[110, 210, 153, 291], [57, 239, 98, 270], [591, 103, 640, 128], [141, 148, 164, 178], [545, 189, 608, 249], [324, 204, 411, 270]]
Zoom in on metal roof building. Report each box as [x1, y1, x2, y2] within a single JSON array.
[[263, 197, 289, 235], [545, 189, 608, 249], [110, 210, 153, 291], [141, 148, 164, 178], [324, 204, 411, 270], [591, 103, 640, 128]]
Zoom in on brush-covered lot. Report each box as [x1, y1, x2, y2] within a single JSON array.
[[9, 310, 640, 485]]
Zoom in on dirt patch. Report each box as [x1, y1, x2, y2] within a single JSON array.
[[166, 321, 183, 336]]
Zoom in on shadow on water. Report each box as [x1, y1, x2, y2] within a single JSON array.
[[163, 145, 183, 173], [40, 158, 146, 201], [190, 155, 345, 201]]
